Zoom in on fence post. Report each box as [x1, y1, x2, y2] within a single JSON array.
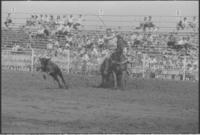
[[67, 49, 70, 73], [183, 55, 186, 81], [31, 49, 34, 72], [142, 53, 146, 78]]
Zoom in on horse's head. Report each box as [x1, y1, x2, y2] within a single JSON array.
[[39, 57, 50, 64], [37, 57, 51, 71], [116, 34, 127, 53]]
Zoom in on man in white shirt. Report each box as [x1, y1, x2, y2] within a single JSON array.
[[104, 28, 117, 54], [73, 14, 85, 30]]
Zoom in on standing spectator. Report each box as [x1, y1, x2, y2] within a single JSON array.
[[44, 14, 49, 24], [182, 17, 189, 28], [39, 14, 44, 24]]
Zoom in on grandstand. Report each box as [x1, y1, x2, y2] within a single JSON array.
[[1, 11, 199, 81]]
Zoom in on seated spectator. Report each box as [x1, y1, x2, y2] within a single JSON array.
[[67, 15, 74, 27], [4, 13, 13, 28], [39, 14, 44, 24], [177, 17, 188, 31], [130, 32, 137, 44], [182, 17, 189, 28], [43, 14, 49, 24], [188, 16, 198, 31], [167, 34, 177, 48], [98, 35, 104, 48], [47, 39, 54, 50], [63, 24, 71, 35], [63, 15, 68, 25], [143, 16, 156, 31], [26, 15, 34, 26], [35, 15, 39, 25], [133, 32, 143, 46], [56, 23, 64, 34], [177, 37, 187, 45], [65, 33, 73, 46], [12, 44, 18, 51], [136, 17, 147, 30], [55, 15, 59, 25], [49, 15, 56, 28], [73, 14, 85, 30]]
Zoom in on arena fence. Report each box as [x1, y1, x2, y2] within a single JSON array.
[[1, 49, 198, 81]]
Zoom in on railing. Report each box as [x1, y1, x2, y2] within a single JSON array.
[[1, 48, 198, 81]]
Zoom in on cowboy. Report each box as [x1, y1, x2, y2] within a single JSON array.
[[102, 28, 118, 74], [104, 28, 117, 58], [45, 39, 55, 59]]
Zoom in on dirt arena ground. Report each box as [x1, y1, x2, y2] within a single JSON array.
[[2, 70, 198, 133]]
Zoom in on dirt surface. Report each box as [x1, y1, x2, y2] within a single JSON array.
[[2, 70, 198, 133]]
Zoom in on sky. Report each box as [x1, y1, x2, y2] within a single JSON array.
[[2, 1, 199, 31]]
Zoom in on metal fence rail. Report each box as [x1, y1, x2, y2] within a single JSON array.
[[1, 49, 198, 81]]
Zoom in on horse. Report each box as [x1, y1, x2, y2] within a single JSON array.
[[36, 57, 68, 89], [99, 35, 129, 90]]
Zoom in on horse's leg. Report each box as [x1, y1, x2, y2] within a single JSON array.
[[43, 74, 47, 80], [120, 71, 127, 90], [50, 73, 62, 88], [117, 72, 122, 89], [98, 75, 105, 88], [112, 71, 117, 89], [58, 71, 68, 89]]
